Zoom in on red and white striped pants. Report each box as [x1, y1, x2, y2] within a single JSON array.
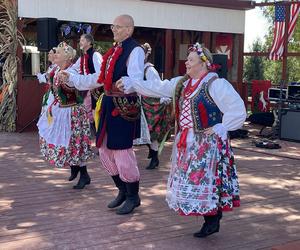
[[98, 135, 140, 183]]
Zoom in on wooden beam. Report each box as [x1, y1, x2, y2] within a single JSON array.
[[254, 1, 293, 7], [243, 52, 300, 57], [143, 0, 255, 10]]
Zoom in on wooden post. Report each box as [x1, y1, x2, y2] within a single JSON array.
[[164, 29, 173, 79], [202, 32, 211, 49], [237, 33, 246, 105]]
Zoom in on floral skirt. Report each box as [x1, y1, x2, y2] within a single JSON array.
[[142, 97, 173, 143], [40, 105, 93, 168], [166, 131, 240, 216]]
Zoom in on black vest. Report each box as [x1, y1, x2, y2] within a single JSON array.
[[80, 47, 96, 75], [96, 37, 141, 150]]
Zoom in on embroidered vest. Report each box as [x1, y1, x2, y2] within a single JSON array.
[[176, 76, 222, 133], [52, 68, 83, 107]]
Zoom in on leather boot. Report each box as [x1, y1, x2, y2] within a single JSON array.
[[146, 144, 152, 159], [68, 165, 80, 181], [107, 175, 126, 208], [193, 212, 221, 238], [116, 181, 141, 215], [73, 166, 91, 189], [146, 150, 159, 170]]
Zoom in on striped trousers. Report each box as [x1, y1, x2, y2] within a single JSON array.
[[98, 135, 140, 183]]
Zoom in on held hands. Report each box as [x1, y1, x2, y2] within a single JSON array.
[[57, 71, 70, 86], [36, 73, 47, 84], [203, 127, 214, 137], [116, 78, 125, 92]]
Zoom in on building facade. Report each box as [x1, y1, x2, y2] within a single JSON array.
[[17, 0, 254, 130]]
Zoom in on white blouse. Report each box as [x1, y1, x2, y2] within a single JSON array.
[[37, 66, 74, 147]]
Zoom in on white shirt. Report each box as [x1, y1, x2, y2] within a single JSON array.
[[68, 46, 145, 90], [71, 51, 102, 75]]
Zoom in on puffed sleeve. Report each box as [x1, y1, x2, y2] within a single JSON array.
[[93, 52, 102, 74], [68, 72, 102, 90], [122, 75, 181, 98], [209, 78, 247, 140]]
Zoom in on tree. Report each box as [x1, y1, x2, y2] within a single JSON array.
[[244, 39, 265, 82], [262, 4, 300, 84]]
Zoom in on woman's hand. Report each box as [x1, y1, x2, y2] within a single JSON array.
[[203, 127, 214, 137], [57, 71, 70, 83], [116, 78, 125, 92]]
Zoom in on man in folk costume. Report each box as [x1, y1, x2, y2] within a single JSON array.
[[60, 15, 145, 215], [72, 34, 102, 135], [117, 43, 247, 237]]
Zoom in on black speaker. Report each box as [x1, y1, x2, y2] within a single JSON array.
[[280, 108, 300, 142], [154, 46, 165, 73], [212, 54, 228, 79], [22, 53, 32, 75], [37, 18, 58, 52]]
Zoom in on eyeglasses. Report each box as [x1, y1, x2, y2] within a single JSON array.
[[110, 25, 130, 30]]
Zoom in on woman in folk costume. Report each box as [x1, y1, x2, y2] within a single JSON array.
[[37, 42, 93, 189], [36, 48, 57, 85], [118, 43, 246, 237], [137, 43, 173, 169]]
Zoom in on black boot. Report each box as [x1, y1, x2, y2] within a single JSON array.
[[107, 175, 126, 208], [146, 144, 152, 159], [116, 181, 141, 215], [68, 165, 80, 181], [146, 150, 159, 170], [73, 166, 91, 189], [193, 212, 221, 238]]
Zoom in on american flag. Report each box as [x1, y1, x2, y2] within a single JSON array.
[[269, 2, 300, 60]]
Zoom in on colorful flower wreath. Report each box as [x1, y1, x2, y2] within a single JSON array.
[[188, 42, 212, 69]]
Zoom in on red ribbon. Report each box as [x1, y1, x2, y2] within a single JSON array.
[[97, 45, 123, 91]]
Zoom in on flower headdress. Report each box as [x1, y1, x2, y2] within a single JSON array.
[[57, 42, 76, 60], [188, 42, 212, 69]]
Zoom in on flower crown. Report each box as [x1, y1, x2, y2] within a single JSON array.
[[188, 42, 211, 69], [57, 42, 73, 54]]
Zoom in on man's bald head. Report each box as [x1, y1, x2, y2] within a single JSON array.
[[116, 14, 134, 27], [112, 14, 135, 42]]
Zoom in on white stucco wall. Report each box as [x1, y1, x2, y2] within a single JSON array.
[[18, 0, 245, 34]]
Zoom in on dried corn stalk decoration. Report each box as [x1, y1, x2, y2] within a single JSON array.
[[0, 0, 24, 131]]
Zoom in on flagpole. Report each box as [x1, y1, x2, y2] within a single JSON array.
[[281, 1, 290, 86]]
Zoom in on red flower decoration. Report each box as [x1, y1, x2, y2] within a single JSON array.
[[189, 170, 205, 185], [111, 108, 120, 117]]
